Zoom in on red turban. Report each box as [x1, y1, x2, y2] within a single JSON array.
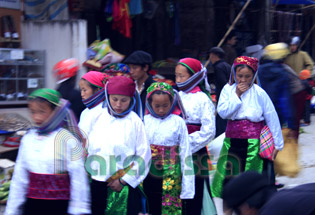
[[233, 56, 258, 73], [178, 58, 202, 74], [107, 76, 135, 97]]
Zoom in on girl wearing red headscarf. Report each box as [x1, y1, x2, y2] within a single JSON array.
[[86, 76, 151, 215], [175, 58, 216, 215], [211, 56, 284, 199]]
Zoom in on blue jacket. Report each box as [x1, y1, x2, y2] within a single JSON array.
[[258, 60, 296, 130]]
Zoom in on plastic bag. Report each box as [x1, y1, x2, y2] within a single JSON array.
[[274, 128, 300, 177]]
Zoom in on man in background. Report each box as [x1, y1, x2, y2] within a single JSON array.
[[209, 47, 231, 137], [285, 36, 314, 75], [222, 31, 238, 65]]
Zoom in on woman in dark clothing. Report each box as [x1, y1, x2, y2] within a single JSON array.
[[53, 58, 86, 120]]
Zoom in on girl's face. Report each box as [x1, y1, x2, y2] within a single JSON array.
[[109, 95, 131, 114], [175, 65, 191, 83], [151, 93, 172, 117], [235, 67, 254, 86], [79, 79, 95, 100], [29, 101, 54, 126]]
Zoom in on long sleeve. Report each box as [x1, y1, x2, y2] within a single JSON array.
[[217, 84, 242, 120], [184, 92, 216, 153], [302, 51, 314, 72], [5, 139, 29, 215], [78, 108, 90, 135], [122, 120, 151, 188], [78, 104, 104, 137], [260, 91, 284, 151], [178, 121, 195, 199], [66, 137, 91, 215], [277, 76, 297, 130]]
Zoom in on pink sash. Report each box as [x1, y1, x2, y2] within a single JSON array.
[[226, 120, 264, 139], [27, 172, 70, 200]]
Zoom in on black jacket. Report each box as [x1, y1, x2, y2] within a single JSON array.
[[260, 183, 315, 215], [56, 80, 85, 121], [140, 75, 155, 113], [258, 60, 296, 130], [213, 59, 231, 101]]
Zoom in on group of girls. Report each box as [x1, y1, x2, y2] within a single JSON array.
[[5, 55, 283, 215]]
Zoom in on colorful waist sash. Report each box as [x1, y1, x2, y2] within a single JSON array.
[[26, 172, 70, 200], [187, 123, 201, 134], [226, 120, 264, 139]]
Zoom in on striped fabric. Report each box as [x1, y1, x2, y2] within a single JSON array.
[[259, 125, 275, 160], [82, 88, 105, 109], [24, 0, 69, 20], [176, 66, 207, 93], [36, 99, 83, 144]]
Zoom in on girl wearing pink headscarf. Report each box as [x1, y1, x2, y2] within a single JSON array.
[[79, 71, 107, 136]]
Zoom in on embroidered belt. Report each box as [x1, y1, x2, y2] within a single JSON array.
[[26, 172, 70, 200], [226, 120, 264, 139]]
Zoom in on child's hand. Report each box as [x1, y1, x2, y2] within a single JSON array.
[[107, 179, 123, 192], [236, 83, 249, 97]]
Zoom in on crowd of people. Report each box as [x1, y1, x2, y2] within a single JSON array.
[[4, 35, 315, 215]]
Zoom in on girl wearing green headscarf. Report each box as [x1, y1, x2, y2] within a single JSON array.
[[5, 88, 91, 215], [143, 82, 194, 215]]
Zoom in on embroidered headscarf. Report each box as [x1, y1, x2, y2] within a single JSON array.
[[176, 58, 212, 99], [101, 63, 131, 78], [105, 76, 143, 119], [28, 88, 83, 140], [81, 71, 107, 109], [146, 82, 186, 119], [228, 56, 260, 87]]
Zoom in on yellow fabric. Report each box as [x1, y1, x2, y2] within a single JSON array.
[[274, 128, 300, 177], [264, 43, 290, 60], [285, 51, 314, 75]]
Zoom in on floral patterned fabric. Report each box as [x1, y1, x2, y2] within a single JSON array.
[[151, 144, 182, 215], [100, 63, 131, 79]]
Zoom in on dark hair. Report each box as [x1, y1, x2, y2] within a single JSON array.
[[141, 64, 152, 74], [148, 90, 173, 105], [226, 30, 237, 41], [235, 64, 255, 74], [209, 47, 225, 59], [127, 64, 152, 74], [29, 97, 57, 110], [178, 64, 193, 76], [62, 76, 76, 87]]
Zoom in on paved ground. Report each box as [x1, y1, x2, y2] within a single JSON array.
[[276, 114, 315, 188]]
